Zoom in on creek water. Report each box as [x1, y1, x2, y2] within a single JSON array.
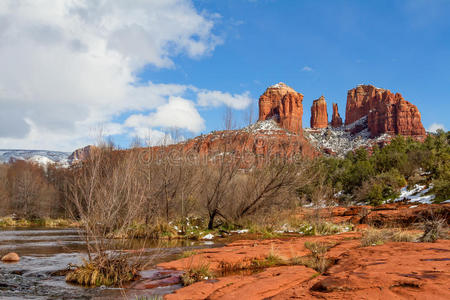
[[0, 228, 221, 299]]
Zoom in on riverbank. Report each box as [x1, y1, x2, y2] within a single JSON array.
[[152, 203, 450, 299], [161, 235, 450, 299], [0, 216, 79, 227], [0, 227, 224, 299]]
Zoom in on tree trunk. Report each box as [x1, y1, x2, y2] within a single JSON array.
[[208, 211, 216, 230]]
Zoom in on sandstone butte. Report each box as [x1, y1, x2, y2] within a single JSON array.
[[136, 82, 318, 161], [331, 102, 343, 128], [310, 96, 328, 129], [345, 85, 426, 139], [68, 83, 427, 161], [258, 82, 304, 135]]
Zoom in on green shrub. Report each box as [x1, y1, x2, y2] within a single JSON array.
[[432, 174, 450, 203]]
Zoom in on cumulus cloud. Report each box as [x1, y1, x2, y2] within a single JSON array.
[[197, 90, 253, 110], [427, 123, 446, 133], [125, 97, 205, 134], [0, 0, 224, 151], [301, 66, 313, 72]]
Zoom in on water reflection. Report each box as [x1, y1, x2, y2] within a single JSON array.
[[0, 227, 220, 299]]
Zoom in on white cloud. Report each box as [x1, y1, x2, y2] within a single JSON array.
[[0, 0, 222, 151], [197, 90, 252, 110], [125, 97, 205, 134], [301, 66, 313, 72], [427, 123, 446, 133], [129, 128, 170, 146]]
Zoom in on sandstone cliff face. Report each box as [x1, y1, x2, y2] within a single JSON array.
[[331, 103, 343, 128], [258, 83, 303, 134], [310, 96, 328, 128], [345, 85, 426, 138], [68, 145, 96, 163], [146, 124, 318, 166]]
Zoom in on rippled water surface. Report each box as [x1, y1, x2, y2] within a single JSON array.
[[0, 228, 220, 299]]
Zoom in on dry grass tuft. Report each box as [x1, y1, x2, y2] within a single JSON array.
[[361, 228, 420, 247], [181, 263, 213, 286], [66, 256, 139, 286], [419, 217, 448, 243], [292, 241, 335, 273]]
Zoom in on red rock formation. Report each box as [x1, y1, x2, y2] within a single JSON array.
[[310, 96, 328, 128], [146, 127, 318, 165], [258, 83, 303, 134], [1, 252, 20, 262], [345, 85, 426, 138], [68, 145, 96, 163], [331, 103, 343, 128]]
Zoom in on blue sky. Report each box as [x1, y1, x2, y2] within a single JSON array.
[[0, 0, 448, 151], [145, 0, 450, 135]]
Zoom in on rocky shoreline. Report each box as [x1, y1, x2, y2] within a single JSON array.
[[144, 203, 450, 299]]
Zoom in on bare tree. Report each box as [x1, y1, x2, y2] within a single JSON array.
[[232, 159, 298, 221], [223, 107, 236, 130], [129, 136, 144, 149], [0, 164, 9, 216], [7, 161, 47, 218], [243, 103, 255, 127], [68, 146, 148, 260]]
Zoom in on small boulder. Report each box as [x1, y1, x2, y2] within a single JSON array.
[[1, 252, 20, 262]]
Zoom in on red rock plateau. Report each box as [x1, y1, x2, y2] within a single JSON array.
[[160, 203, 450, 299], [310, 96, 328, 128], [331, 102, 343, 128], [258, 83, 304, 134], [146, 126, 318, 163], [345, 85, 426, 138]]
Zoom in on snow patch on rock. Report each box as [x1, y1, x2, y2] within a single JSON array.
[[394, 184, 435, 204], [242, 119, 284, 133], [304, 125, 390, 157]]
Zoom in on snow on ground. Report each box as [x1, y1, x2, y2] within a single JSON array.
[[394, 184, 436, 204], [201, 233, 214, 240], [29, 155, 55, 166], [242, 119, 289, 135], [304, 123, 390, 157], [230, 229, 249, 234], [0, 149, 70, 166], [345, 116, 368, 131]]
